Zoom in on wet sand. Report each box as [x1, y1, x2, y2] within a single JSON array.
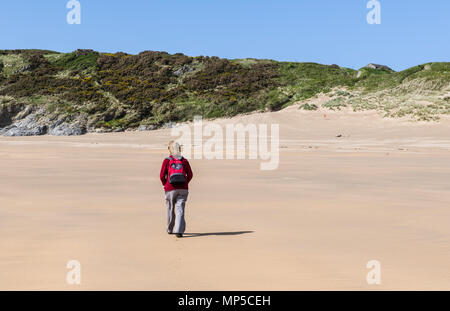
[[0, 107, 449, 290]]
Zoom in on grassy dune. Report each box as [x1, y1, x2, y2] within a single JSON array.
[[0, 49, 449, 134]]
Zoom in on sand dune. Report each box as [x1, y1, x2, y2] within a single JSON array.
[[0, 106, 449, 290]]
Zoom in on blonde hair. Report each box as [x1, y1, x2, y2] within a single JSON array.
[[168, 140, 182, 158]]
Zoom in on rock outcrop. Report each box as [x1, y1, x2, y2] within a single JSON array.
[[0, 107, 87, 136], [0, 110, 47, 136], [364, 63, 394, 72]]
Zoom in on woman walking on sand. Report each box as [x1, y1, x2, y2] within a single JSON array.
[[160, 141, 193, 238]]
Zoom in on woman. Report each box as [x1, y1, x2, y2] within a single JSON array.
[[159, 141, 193, 238]]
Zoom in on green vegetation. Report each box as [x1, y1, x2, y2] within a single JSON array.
[[354, 63, 450, 92], [298, 103, 318, 111], [323, 97, 348, 110], [52, 50, 99, 72], [0, 54, 29, 77], [0, 49, 449, 133], [277, 62, 357, 101]]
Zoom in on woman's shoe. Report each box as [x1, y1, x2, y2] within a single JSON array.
[[175, 233, 183, 238]]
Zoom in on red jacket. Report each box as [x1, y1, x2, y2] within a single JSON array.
[[160, 156, 193, 192]]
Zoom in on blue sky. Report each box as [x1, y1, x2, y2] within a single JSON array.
[[0, 0, 448, 70]]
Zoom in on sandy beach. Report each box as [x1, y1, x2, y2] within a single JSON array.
[[1, 106, 449, 290]]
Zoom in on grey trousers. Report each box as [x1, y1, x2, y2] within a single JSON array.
[[165, 189, 189, 234]]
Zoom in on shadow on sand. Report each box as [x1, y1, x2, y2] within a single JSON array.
[[181, 231, 254, 238]]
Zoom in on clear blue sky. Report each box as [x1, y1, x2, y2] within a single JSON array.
[[0, 0, 448, 70]]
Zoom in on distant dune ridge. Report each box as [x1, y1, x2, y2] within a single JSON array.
[[0, 49, 449, 136]]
